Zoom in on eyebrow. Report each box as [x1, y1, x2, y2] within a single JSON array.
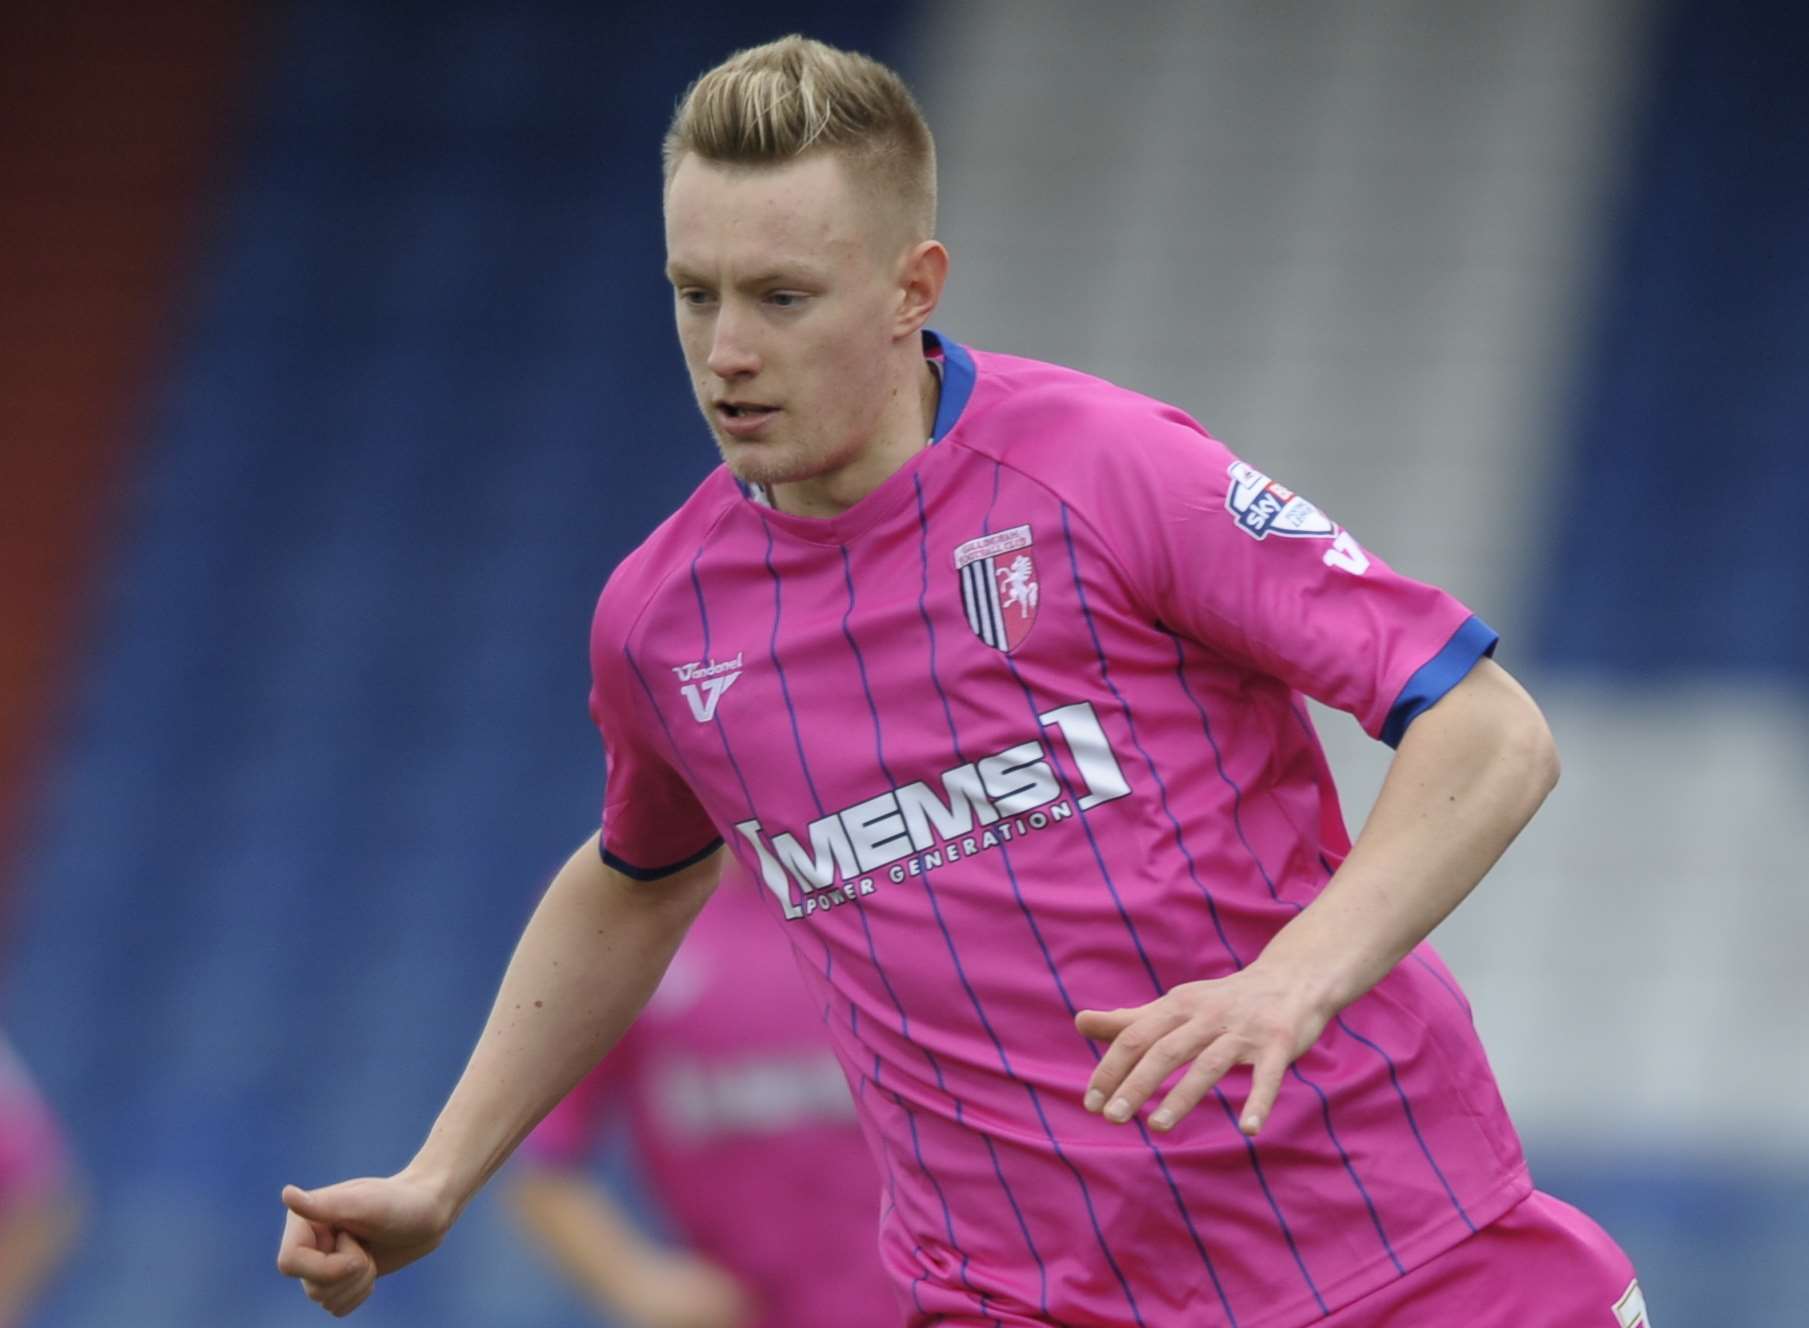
[[664, 263, 829, 288]]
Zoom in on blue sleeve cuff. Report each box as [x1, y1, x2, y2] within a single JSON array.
[[600, 836, 724, 881], [1379, 615, 1499, 748]]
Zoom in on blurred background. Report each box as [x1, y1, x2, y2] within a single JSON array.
[[3, 0, 1804, 1323]]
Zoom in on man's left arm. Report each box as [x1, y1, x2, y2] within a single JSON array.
[[1076, 656, 1558, 1135]]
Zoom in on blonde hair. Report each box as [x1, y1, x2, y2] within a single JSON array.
[[662, 35, 937, 242]]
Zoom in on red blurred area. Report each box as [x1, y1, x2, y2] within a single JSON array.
[[0, 3, 254, 938]]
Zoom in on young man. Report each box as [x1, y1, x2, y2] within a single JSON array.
[[277, 35, 1650, 1328], [505, 878, 890, 1328]]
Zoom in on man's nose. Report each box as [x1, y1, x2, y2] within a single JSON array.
[[706, 303, 761, 380]]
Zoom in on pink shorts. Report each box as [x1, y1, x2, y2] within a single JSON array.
[[1325, 1189, 1648, 1327]]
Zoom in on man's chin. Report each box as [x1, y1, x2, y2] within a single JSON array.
[[716, 438, 809, 489]]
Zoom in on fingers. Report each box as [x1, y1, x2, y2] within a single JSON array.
[[1083, 973, 1324, 1134], [1073, 1006, 1136, 1041], [1079, 1005, 1188, 1119], [292, 1235, 375, 1314], [283, 1183, 342, 1228], [283, 1184, 324, 1230], [1235, 1051, 1290, 1137], [277, 1208, 358, 1281], [284, 1178, 396, 1245], [1082, 1003, 1302, 1134], [1103, 1025, 1207, 1123], [316, 1229, 377, 1317], [1149, 1037, 1243, 1132], [278, 1193, 376, 1315], [1147, 1034, 1295, 1135]]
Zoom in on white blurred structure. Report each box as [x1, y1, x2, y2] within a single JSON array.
[[917, 0, 1809, 1155]]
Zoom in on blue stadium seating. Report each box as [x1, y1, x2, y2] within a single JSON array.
[[4, 3, 905, 1322]]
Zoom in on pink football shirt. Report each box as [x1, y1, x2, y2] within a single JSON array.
[[588, 334, 1526, 1327], [0, 1033, 69, 1208], [519, 877, 890, 1328]]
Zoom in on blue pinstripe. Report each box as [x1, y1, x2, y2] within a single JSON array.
[[761, 521, 829, 818], [1289, 1065, 1406, 1276], [1178, 641, 1474, 1235], [1408, 951, 1474, 1017], [1335, 1016, 1477, 1233], [907, 475, 1082, 1320], [977, 465, 1212, 1328], [693, 540, 961, 1312], [1058, 503, 1324, 1316], [699, 534, 972, 1314], [685, 543, 843, 1015], [835, 544, 996, 1322]]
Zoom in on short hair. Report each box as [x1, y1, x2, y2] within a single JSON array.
[[662, 35, 937, 243]]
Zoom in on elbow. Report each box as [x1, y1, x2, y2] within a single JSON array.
[[1435, 658, 1561, 804], [1503, 693, 1560, 806], [1464, 657, 1560, 802], [1530, 714, 1561, 800]]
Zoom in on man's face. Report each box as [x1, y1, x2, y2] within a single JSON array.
[[664, 151, 908, 490]]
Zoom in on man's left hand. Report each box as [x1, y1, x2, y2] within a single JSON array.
[[1075, 966, 1331, 1136]]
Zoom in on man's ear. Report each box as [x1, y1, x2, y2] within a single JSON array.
[[895, 239, 949, 337]]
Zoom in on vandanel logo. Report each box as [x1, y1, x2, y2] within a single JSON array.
[[673, 651, 744, 723]]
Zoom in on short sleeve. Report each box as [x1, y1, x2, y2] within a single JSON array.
[[589, 590, 723, 879], [1093, 412, 1497, 745]]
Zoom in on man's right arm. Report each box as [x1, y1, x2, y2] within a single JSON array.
[[276, 832, 722, 1317]]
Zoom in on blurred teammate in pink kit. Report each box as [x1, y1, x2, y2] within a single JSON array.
[[0, 1033, 81, 1328], [505, 880, 888, 1328], [278, 34, 1650, 1328]]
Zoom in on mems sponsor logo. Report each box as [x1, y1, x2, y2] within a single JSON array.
[[735, 702, 1131, 920]]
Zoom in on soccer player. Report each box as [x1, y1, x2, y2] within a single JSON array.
[[0, 1033, 82, 1328], [504, 878, 889, 1327], [277, 35, 1651, 1328]]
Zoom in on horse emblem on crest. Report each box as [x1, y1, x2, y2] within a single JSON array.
[[953, 524, 1038, 653]]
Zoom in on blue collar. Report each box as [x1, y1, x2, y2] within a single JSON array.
[[923, 328, 976, 444]]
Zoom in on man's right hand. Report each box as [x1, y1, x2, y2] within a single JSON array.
[[275, 1174, 456, 1316]]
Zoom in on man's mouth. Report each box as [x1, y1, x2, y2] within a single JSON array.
[[715, 400, 781, 439]]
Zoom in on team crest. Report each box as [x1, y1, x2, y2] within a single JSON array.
[[954, 524, 1038, 652]]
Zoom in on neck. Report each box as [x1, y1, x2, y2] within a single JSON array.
[[769, 354, 941, 519]]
